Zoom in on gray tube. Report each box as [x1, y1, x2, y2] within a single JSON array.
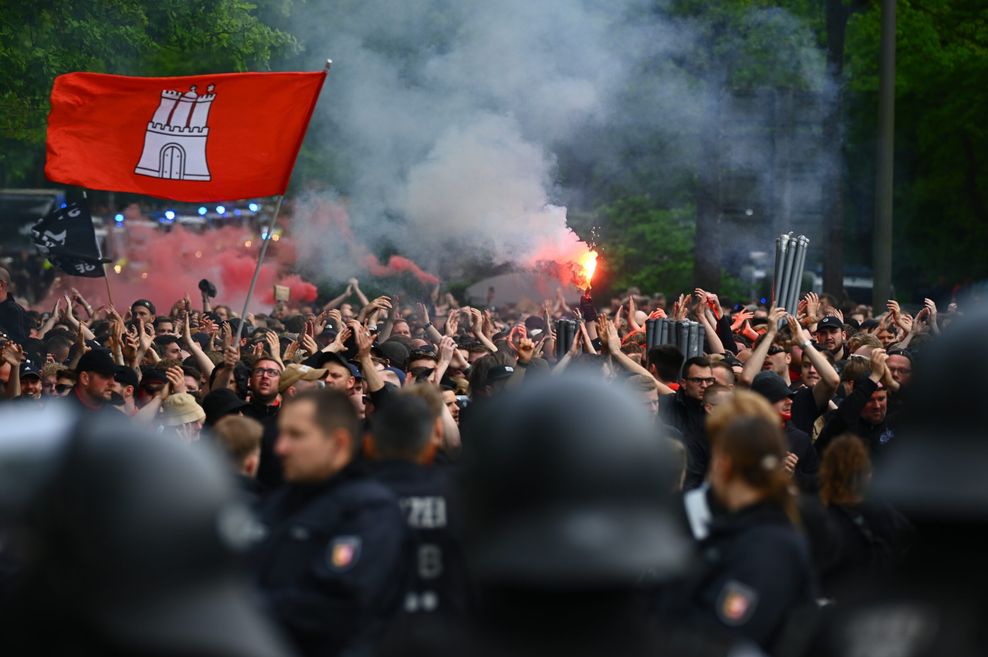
[[786, 236, 806, 315], [658, 318, 669, 346], [698, 324, 707, 357], [645, 318, 655, 350], [688, 321, 700, 358], [677, 321, 690, 357], [779, 233, 797, 312], [791, 236, 810, 315], [772, 235, 786, 303]]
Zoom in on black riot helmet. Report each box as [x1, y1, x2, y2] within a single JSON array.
[[458, 374, 690, 587], [0, 403, 292, 657], [873, 303, 988, 520]]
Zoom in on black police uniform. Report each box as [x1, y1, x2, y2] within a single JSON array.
[[253, 464, 406, 657], [371, 459, 470, 618], [692, 501, 816, 653], [242, 400, 283, 488]]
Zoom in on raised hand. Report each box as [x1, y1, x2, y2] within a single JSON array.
[[516, 338, 535, 364], [438, 336, 456, 364], [165, 365, 186, 396], [731, 308, 754, 332], [2, 341, 24, 367], [869, 348, 888, 381], [803, 292, 821, 323], [765, 307, 786, 336]]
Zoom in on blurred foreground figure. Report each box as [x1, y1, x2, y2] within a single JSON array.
[[387, 375, 745, 657], [253, 389, 405, 657], [0, 405, 293, 657], [795, 305, 988, 657]]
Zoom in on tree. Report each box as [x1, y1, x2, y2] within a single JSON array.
[[843, 0, 988, 298], [0, 0, 297, 186]]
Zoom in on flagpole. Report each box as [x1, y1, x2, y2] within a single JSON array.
[[232, 59, 332, 347], [234, 193, 285, 344], [80, 189, 116, 308]]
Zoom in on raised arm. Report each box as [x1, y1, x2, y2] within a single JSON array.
[[740, 306, 785, 387]]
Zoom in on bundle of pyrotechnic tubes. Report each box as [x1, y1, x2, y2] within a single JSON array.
[[554, 319, 580, 360], [773, 233, 810, 316], [643, 318, 706, 358]]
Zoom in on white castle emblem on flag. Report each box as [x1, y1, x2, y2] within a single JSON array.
[[135, 84, 216, 181]]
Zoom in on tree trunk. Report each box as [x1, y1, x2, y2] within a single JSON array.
[[693, 86, 721, 290]]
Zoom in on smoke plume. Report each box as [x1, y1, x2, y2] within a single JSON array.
[[287, 0, 831, 286]]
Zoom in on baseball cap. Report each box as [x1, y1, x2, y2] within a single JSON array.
[[279, 364, 328, 392], [20, 361, 41, 380], [201, 389, 249, 427], [751, 371, 795, 404], [816, 316, 843, 331], [76, 349, 117, 377], [486, 365, 515, 385], [373, 341, 410, 371], [131, 299, 156, 315]]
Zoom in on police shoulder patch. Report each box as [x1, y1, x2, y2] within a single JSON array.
[[716, 579, 759, 626], [327, 536, 362, 571]]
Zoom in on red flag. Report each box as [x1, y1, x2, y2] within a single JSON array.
[[45, 71, 326, 202]]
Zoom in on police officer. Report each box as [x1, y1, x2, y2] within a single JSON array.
[[691, 390, 816, 654], [0, 405, 292, 657], [366, 391, 469, 619], [385, 374, 745, 657], [253, 388, 406, 657], [794, 304, 988, 657]]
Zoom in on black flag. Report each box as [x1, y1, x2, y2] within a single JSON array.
[[31, 202, 106, 278]]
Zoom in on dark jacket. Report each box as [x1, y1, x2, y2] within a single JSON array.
[[815, 377, 894, 459], [242, 399, 282, 488], [662, 389, 710, 491], [253, 465, 406, 657], [371, 460, 470, 619], [692, 501, 816, 653], [785, 422, 820, 493], [820, 501, 912, 598], [0, 296, 27, 345]]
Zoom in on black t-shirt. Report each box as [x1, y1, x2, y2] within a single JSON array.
[[791, 385, 826, 435]]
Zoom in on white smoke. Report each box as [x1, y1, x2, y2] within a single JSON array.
[[287, 0, 831, 283]]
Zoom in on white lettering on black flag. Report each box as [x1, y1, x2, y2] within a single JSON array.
[[31, 202, 106, 278]]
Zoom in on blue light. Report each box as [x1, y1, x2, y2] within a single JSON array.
[[760, 297, 768, 305], [216, 205, 226, 215], [248, 203, 259, 212], [261, 230, 269, 239], [60, 203, 67, 208], [233, 209, 242, 216], [198, 206, 207, 216], [114, 213, 124, 223], [164, 210, 176, 220]]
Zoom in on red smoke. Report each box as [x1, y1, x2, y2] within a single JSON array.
[[39, 220, 318, 314], [364, 254, 440, 286], [295, 198, 441, 287]]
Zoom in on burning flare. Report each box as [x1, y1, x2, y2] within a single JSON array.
[[578, 250, 598, 289]]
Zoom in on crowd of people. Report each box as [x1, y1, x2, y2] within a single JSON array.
[[0, 262, 982, 657]]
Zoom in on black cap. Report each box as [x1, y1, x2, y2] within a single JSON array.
[[198, 278, 217, 298], [201, 388, 249, 427], [485, 365, 515, 385], [131, 299, 156, 315], [20, 361, 41, 380], [372, 341, 410, 371], [76, 349, 117, 377], [750, 371, 795, 404], [114, 366, 139, 389], [816, 316, 843, 331]]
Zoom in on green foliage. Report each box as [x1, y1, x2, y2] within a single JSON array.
[[0, 0, 298, 185], [844, 0, 988, 292], [592, 197, 696, 296]]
